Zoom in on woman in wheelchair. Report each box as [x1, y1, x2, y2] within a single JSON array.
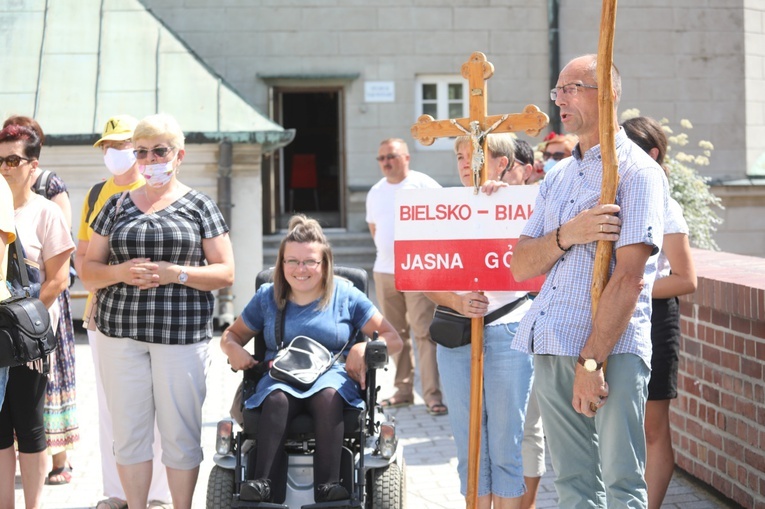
[[220, 215, 402, 505]]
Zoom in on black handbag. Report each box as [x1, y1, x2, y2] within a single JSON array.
[[429, 296, 529, 349], [268, 306, 353, 391], [0, 234, 56, 368]]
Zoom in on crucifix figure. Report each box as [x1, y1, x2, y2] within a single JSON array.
[[411, 51, 548, 192], [410, 51, 548, 509]]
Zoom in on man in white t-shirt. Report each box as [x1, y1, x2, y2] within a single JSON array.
[[365, 138, 446, 416]]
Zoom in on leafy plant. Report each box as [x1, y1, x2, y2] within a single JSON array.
[[621, 109, 724, 250]]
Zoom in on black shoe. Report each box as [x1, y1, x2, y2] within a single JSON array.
[[316, 481, 349, 502], [240, 478, 272, 502]]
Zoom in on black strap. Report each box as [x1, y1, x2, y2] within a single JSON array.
[[275, 306, 286, 349], [484, 295, 529, 325], [7, 229, 30, 288], [85, 181, 107, 224]]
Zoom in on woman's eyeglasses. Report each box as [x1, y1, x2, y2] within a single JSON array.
[[133, 147, 175, 160], [543, 151, 566, 161], [283, 259, 322, 269], [0, 155, 32, 168]]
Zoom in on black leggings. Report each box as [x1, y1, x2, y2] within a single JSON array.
[[253, 388, 345, 503], [0, 365, 48, 453]]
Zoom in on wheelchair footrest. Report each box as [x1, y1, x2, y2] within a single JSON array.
[[232, 499, 287, 509], [301, 501, 361, 509]]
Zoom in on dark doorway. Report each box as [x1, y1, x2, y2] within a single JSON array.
[[274, 89, 343, 230]]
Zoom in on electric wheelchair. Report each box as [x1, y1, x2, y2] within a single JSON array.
[[206, 266, 405, 509]]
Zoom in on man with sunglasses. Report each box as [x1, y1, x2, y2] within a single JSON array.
[[511, 54, 667, 508], [366, 138, 447, 416], [75, 115, 171, 509]]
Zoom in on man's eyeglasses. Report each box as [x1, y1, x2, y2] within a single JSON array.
[[133, 147, 175, 160], [376, 154, 401, 162], [550, 82, 598, 101], [543, 151, 566, 161], [0, 155, 32, 168], [283, 259, 322, 269]]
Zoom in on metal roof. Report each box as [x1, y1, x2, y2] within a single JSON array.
[[0, 0, 293, 149]]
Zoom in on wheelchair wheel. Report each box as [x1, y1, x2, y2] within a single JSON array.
[[206, 465, 235, 509], [370, 459, 406, 509]]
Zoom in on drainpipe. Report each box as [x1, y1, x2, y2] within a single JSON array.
[[215, 139, 235, 330], [548, 0, 562, 134]]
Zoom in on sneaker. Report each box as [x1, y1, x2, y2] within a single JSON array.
[[316, 481, 349, 502], [240, 478, 272, 502]]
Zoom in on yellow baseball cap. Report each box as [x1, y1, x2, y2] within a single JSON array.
[[94, 115, 138, 148]]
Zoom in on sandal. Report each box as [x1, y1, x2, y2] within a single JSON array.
[[148, 500, 174, 509], [46, 464, 73, 485], [380, 395, 414, 409], [96, 498, 128, 509], [427, 402, 449, 416]]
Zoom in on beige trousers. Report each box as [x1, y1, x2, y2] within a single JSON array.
[[373, 272, 442, 404]]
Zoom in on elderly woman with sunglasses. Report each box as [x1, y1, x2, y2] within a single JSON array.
[[81, 113, 234, 509], [0, 125, 75, 509]]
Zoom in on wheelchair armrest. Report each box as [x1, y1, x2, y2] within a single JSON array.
[[365, 338, 388, 371]]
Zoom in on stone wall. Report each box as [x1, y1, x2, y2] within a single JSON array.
[[675, 249, 765, 509]]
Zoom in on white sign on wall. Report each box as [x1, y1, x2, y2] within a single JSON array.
[[364, 81, 395, 103]]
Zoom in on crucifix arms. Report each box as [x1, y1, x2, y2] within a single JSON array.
[[411, 105, 549, 146]]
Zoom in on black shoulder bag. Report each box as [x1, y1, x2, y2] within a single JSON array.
[[0, 233, 56, 369], [269, 306, 355, 391], [429, 295, 529, 349]]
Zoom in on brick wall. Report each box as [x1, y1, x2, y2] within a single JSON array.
[[674, 249, 765, 509]]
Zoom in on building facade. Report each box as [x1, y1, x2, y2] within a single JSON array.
[[140, 0, 765, 254]]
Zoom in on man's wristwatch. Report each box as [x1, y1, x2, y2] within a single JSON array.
[[178, 268, 189, 285], [577, 355, 603, 373]]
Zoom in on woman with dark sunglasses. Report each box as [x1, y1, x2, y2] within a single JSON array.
[[82, 113, 235, 509], [0, 124, 75, 509]]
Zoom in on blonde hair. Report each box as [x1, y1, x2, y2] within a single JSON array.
[[134, 113, 185, 150], [454, 133, 516, 166], [273, 214, 335, 310]]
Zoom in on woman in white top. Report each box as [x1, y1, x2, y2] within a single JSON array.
[[426, 134, 534, 509], [0, 124, 74, 509], [623, 116, 697, 509]]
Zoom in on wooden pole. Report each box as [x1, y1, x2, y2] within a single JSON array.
[[592, 0, 619, 372], [464, 53, 490, 509]]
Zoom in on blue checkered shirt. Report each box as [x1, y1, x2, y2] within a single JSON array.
[[513, 129, 668, 366]]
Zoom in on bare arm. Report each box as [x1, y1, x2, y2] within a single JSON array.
[[220, 316, 259, 371], [572, 242, 654, 416], [127, 233, 236, 291], [653, 233, 697, 299], [39, 250, 72, 308], [368, 222, 376, 239], [346, 311, 403, 390], [424, 291, 489, 318], [512, 204, 622, 281], [74, 239, 98, 292], [81, 232, 151, 290]]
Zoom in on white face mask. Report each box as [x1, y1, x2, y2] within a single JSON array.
[[103, 148, 136, 175], [139, 159, 176, 188]]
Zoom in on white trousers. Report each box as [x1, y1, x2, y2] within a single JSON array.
[[88, 329, 171, 501]]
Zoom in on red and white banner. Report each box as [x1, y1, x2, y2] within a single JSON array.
[[394, 187, 546, 292]]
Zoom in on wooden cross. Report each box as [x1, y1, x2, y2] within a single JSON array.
[[410, 51, 549, 509], [411, 51, 548, 191]]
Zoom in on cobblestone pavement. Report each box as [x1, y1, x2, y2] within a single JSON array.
[[16, 333, 733, 508]]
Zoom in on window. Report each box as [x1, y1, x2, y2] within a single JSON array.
[[414, 75, 468, 151]]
